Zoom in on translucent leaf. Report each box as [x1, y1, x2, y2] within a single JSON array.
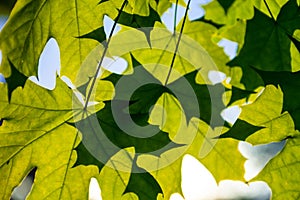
[[255, 135, 300, 199], [0, 0, 106, 82], [0, 79, 99, 199], [222, 85, 296, 144], [229, 0, 300, 72], [203, 0, 254, 25]]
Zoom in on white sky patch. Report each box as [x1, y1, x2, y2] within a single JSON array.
[[225, 77, 231, 85], [161, 0, 209, 32], [29, 38, 60, 90], [208, 70, 226, 85], [181, 154, 217, 199], [175, 154, 271, 200], [104, 15, 121, 39], [161, 0, 212, 32], [0, 73, 5, 83], [170, 193, 184, 200], [239, 141, 286, 181], [221, 105, 241, 124], [0, 50, 2, 66], [185, 0, 208, 20], [101, 56, 128, 75], [89, 178, 102, 200], [218, 39, 238, 59], [161, 4, 186, 32], [0, 16, 8, 31]]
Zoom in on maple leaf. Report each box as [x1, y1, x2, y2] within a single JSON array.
[[229, 0, 300, 72], [255, 69, 300, 130], [0, 0, 106, 82], [221, 85, 296, 144], [0, 79, 101, 199]]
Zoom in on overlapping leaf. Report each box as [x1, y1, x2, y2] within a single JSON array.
[[229, 0, 300, 72], [2, 0, 300, 199], [137, 94, 244, 199], [104, 54, 225, 127], [203, 0, 254, 25], [256, 69, 300, 130], [0, 0, 106, 82], [221, 85, 296, 144], [181, 20, 232, 83], [255, 135, 300, 199], [0, 79, 101, 199]]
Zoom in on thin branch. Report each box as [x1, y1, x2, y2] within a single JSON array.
[[164, 0, 191, 85], [173, 0, 179, 33], [83, 0, 127, 112]]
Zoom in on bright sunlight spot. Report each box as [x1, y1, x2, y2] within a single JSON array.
[[104, 15, 121, 38], [101, 56, 128, 75], [218, 39, 238, 59], [221, 105, 241, 124], [89, 178, 102, 200], [161, 0, 208, 32], [0, 73, 5, 83], [0, 50, 2, 66], [239, 141, 286, 181], [208, 70, 226, 85], [171, 154, 271, 200], [29, 38, 60, 90]]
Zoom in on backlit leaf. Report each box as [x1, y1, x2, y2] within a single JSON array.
[[229, 0, 300, 72]]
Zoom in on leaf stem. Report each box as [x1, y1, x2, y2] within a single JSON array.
[[263, 0, 275, 21], [164, 0, 191, 85], [173, 0, 179, 34], [83, 0, 127, 112]]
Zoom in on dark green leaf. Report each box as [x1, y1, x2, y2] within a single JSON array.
[[124, 157, 162, 200], [255, 69, 300, 130], [74, 142, 104, 170], [77, 27, 107, 43], [228, 86, 256, 105], [229, 0, 300, 71], [117, 6, 161, 46], [220, 119, 264, 141], [168, 71, 225, 127], [118, 6, 161, 28], [217, 0, 235, 13], [5, 60, 27, 101], [97, 100, 181, 156]]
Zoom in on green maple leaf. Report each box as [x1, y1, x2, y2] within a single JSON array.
[[222, 85, 296, 144], [0, 0, 107, 82], [96, 147, 139, 200], [203, 0, 254, 25], [5, 60, 27, 101], [168, 71, 225, 127], [124, 158, 163, 200], [80, 2, 162, 45], [99, 0, 156, 16], [97, 100, 180, 155], [229, 0, 300, 72], [95, 147, 163, 200], [255, 69, 300, 130], [107, 60, 225, 127], [0, 79, 103, 199], [227, 86, 256, 105], [181, 20, 232, 83], [136, 93, 244, 199], [137, 120, 245, 199], [217, 0, 235, 13]]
